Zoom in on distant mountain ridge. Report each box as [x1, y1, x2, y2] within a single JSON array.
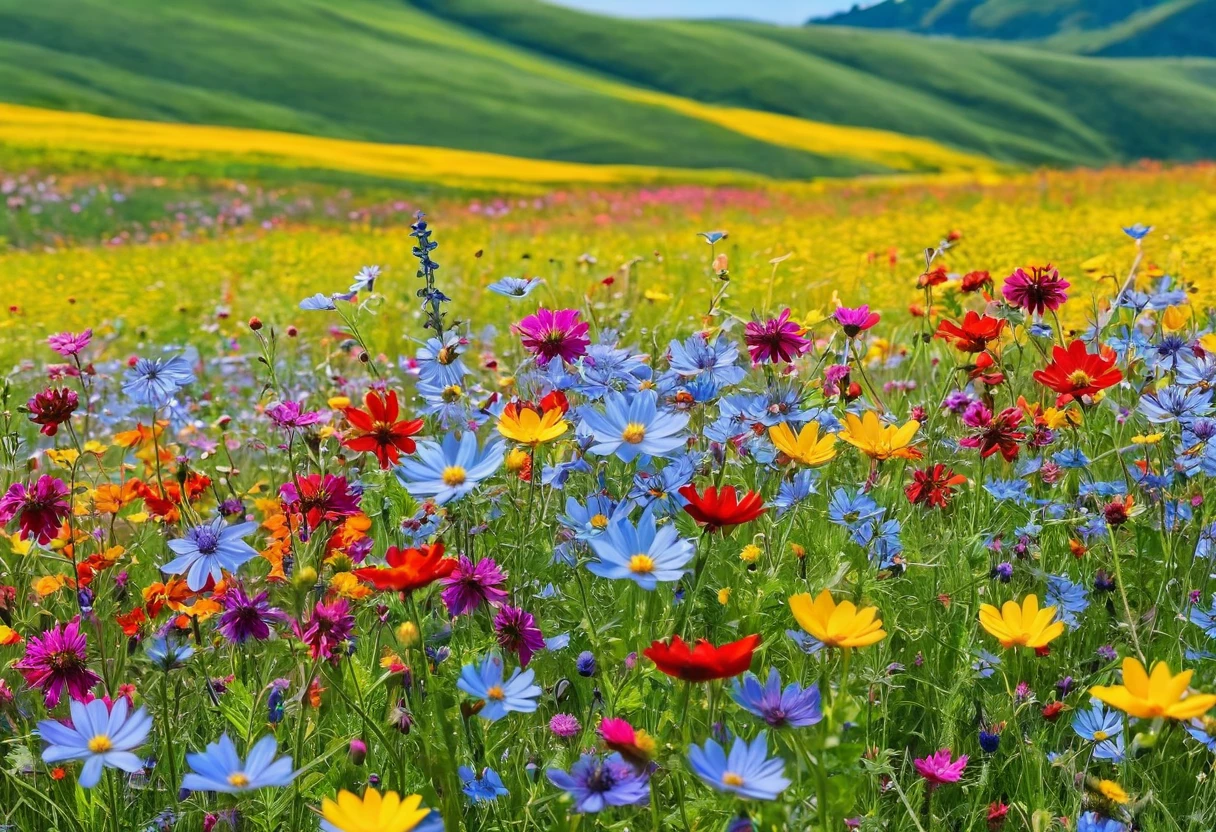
[[816, 0, 1216, 57]]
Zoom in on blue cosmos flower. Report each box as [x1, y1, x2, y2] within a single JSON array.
[[1122, 223, 1152, 241], [1072, 702, 1122, 743], [1028, 322, 1054, 338], [688, 732, 791, 800], [665, 333, 745, 388], [1092, 734, 1126, 763], [542, 456, 593, 488], [544, 633, 571, 651], [698, 230, 727, 244], [574, 343, 651, 398], [416, 332, 469, 387], [1147, 334, 1190, 374], [145, 636, 195, 671], [547, 752, 650, 813], [1185, 719, 1216, 752], [774, 470, 819, 516], [985, 479, 1031, 503], [298, 293, 338, 311], [487, 276, 543, 298], [731, 669, 823, 729], [1189, 594, 1216, 639], [1046, 574, 1089, 629], [459, 766, 509, 802], [627, 453, 698, 515], [1077, 811, 1127, 832], [38, 697, 153, 788], [1079, 481, 1125, 499], [1164, 500, 1193, 531], [559, 494, 626, 540], [587, 511, 694, 590], [827, 488, 882, 530], [972, 650, 1001, 678], [854, 517, 902, 569], [1139, 386, 1213, 424], [456, 654, 541, 722], [162, 517, 260, 592], [348, 264, 380, 293], [1052, 449, 1090, 469], [122, 354, 196, 407], [787, 629, 825, 655], [1177, 351, 1216, 387], [182, 734, 295, 793], [579, 390, 689, 463], [417, 378, 476, 429], [1146, 276, 1188, 310], [396, 431, 504, 505]]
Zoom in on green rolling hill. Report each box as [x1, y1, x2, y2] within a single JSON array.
[[1, 0, 1216, 179]]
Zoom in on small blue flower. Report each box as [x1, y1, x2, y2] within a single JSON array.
[[665, 333, 745, 388], [559, 495, 626, 541], [1046, 574, 1089, 629], [774, 470, 818, 516], [1186, 718, 1216, 752], [459, 766, 509, 803], [1189, 594, 1216, 639], [972, 650, 1001, 678], [1122, 223, 1153, 241], [162, 517, 260, 592], [731, 669, 822, 729], [579, 390, 689, 463], [1077, 811, 1127, 832], [122, 354, 196, 407], [456, 654, 541, 722], [298, 293, 338, 311], [827, 488, 881, 530], [1140, 386, 1213, 424], [576, 651, 597, 677], [396, 431, 504, 505], [182, 734, 295, 793], [697, 230, 727, 244], [985, 479, 1031, 504], [586, 511, 694, 590], [145, 636, 195, 672], [786, 629, 825, 656], [547, 752, 650, 813], [38, 698, 153, 788], [487, 276, 543, 298], [1072, 701, 1122, 743], [688, 732, 791, 801], [349, 265, 381, 293]]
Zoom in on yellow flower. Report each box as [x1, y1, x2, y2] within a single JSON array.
[[739, 544, 761, 563], [1095, 779, 1129, 805], [329, 571, 371, 600], [769, 421, 837, 467], [497, 405, 567, 446], [505, 448, 531, 473], [838, 411, 920, 461], [46, 448, 80, 467], [978, 594, 1064, 650], [0, 624, 21, 646], [717, 587, 732, 605], [644, 288, 671, 302], [1040, 406, 1082, 429], [789, 589, 886, 648], [1132, 433, 1164, 445], [1090, 657, 1216, 720], [320, 788, 431, 832], [1161, 304, 1191, 332], [395, 621, 419, 647]]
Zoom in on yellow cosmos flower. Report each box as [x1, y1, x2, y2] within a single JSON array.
[[320, 788, 431, 832], [769, 421, 837, 467], [978, 594, 1064, 650], [1090, 657, 1216, 720], [789, 589, 886, 648], [838, 411, 920, 461], [496, 405, 568, 446]]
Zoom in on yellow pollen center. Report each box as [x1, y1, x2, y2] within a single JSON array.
[[88, 735, 113, 753], [622, 423, 647, 444], [486, 685, 505, 701], [629, 554, 655, 574], [437, 346, 455, 365], [228, 772, 250, 788], [442, 385, 463, 402], [590, 514, 609, 529], [722, 772, 745, 787], [1068, 370, 1093, 387], [1092, 730, 1109, 742], [442, 465, 467, 487]]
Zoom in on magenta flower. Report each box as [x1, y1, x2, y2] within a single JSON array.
[[14, 619, 102, 708], [265, 400, 323, 431], [26, 387, 79, 437], [218, 585, 287, 643], [292, 598, 355, 663], [550, 713, 581, 738], [513, 308, 590, 366], [47, 329, 92, 358], [1001, 266, 1070, 316], [833, 305, 881, 338], [914, 749, 968, 788], [494, 605, 544, 667], [440, 555, 509, 616], [744, 308, 811, 365], [0, 475, 70, 544]]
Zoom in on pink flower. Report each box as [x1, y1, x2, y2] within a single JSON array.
[[292, 598, 355, 663], [1001, 266, 1069, 316], [440, 555, 508, 616], [493, 605, 544, 667], [0, 475, 70, 544], [513, 308, 590, 366], [13, 619, 102, 707], [833, 305, 881, 337], [47, 329, 92, 358], [549, 713, 581, 738], [914, 748, 968, 788], [265, 400, 322, 431], [744, 308, 810, 364]]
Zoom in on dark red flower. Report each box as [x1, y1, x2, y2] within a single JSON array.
[[960, 271, 992, 293], [1002, 265, 1070, 315], [959, 405, 1026, 462], [353, 541, 456, 593], [643, 633, 760, 682], [1041, 701, 1066, 721], [343, 390, 423, 469], [917, 265, 949, 288], [26, 387, 79, 437], [905, 464, 967, 509], [679, 484, 766, 532], [280, 473, 360, 531], [1032, 340, 1123, 404], [935, 312, 1005, 354]]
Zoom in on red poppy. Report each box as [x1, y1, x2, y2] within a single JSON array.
[[960, 270, 992, 293], [935, 311, 1005, 354], [1032, 340, 1122, 404], [342, 390, 424, 469], [917, 265, 949, 289], [679, 484, 766, 532], [904, 464, 967, 509], [643, 633, 760, 682], [353, 541, 456, 593]]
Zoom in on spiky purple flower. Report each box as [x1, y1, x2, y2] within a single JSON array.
[[493, 605, 544, 667], [440, 556, 508, 616], [14, 619, 102, 707], [218, 585, 287, 643]]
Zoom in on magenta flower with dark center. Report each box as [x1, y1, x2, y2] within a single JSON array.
[[218, 584, 287, 643], [47, 328, 92, 358], [26, 387, 79, 437], [1001, 266, 1070, 316], [494, 605, 544, 667], [292, 598, 355, 663], [513, 308, 590, 366], [914, 748, 968, 788], [744, 308, 811, 365], [833, 305, 881, 338], [0, 475, 70, 544], [440, 555, 509, 616], [265, 400, 323, 431], [13, 619, 102, 707]]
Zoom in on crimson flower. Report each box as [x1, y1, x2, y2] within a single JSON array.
[[935, 312, 1005, 354], [342, 390, 423, 469], [643, 634, 760, 682], [1002, 265, 1069, 315], [14, 619, 101, 707], [959, 404, 1026, 462], [744, 308, 810, 364], [26, 388, 79, 437], [905, 465, 967, 509], [960, 271, 992, 293], [679, 484, 766, 532], [0, 475, 69, 544], [353, 541, 456, 593], [1032, 340, 1123, 404]]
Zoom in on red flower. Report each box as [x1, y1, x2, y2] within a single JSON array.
[[343, 390, 424, 469], [1032, 340, 1122, 404], [26, 387, 79, 437], [917, 265, 949, 288], [935, 312, 1005, 354], [679, 484, 766, 532], [905, 464, 967, 509], [959, 405, 1026, 462], [960, 270, 992, 293], [353, 541, 456, 593], [1041, 701, 1066, 721], [969, 352, 1005, 386], [643, 634, 760, 682]]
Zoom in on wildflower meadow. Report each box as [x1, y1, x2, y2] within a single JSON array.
[[3, 157, 1216, 832]]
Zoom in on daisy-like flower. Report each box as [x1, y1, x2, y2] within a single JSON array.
[[122, 353, 196, 406], [497, 401, 568, 446], [0, 475, 70, 544], [342, 390, 424, 469], [320, 788, 434, 832], [440, 556, 509, 616], [978, 594, 1065, 651], [580, 389, 689, 463], [914, 749, 968, 788], [547, 752, 651, 813], [587, 511, 695, 589], [37, 697, 152, 788], [353, 541, 456, 594], [292, 598, 356, 663], [1002, 265, 1070, 316], [457, 654, 542, 721], [744, 308, 810, 364], [1033, 340, 1123, 404], [833, 305, 881, 338], [688, 732, 791, 800], [47, 328, 92, 357], [396, 431, 504, 505], [731, 668, 823, 728], [959, 404, 1026, 462], [1090, 657, 1216, 720], [163, 517, 260, 591], [494, 605, 545, 667], [266, 400, 322, 432], [788, 589, 886, 649], [769, 421, 837, 467], [839, 411, 921, 461], [218, 585, 286, 644], [487, 276, 543, 298], [26, 387, 78, 436], [513, 308, 590, 366], [15, 619, 102, 707], [904, 464, 966, 509], [460, 766, 509, 802], [182, 733, 295, 793], [935, 311, 1005, 353]]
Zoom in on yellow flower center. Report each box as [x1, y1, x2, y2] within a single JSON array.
[[1092, 730, 1109, 742], [486, 685, 505, 701], [621, 423, 647, 444], [629, 554, 655, 574], [722, 772, 745, 787], [590, 514, 609, 529], [88, 735, 113, 753], [442, 384, 463, 403], [1068, 370, 1093, 388], [442, 466, 467, 487], [228, 772, 250, 788]]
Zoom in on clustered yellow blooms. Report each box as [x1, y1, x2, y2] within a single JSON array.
[[1090, 657, 1216, 720], [769, 421, 837, 467], [496, 405, 568, 446], [839, 411, 920, 461], [789, 589, 886, 649], [978, 594, 1064, 650], [321, 788, 431, 832]]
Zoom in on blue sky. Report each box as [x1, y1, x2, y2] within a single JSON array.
[[547, 1, 855, 25]]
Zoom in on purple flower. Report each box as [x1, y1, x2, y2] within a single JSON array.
[[833, 305, 880, 338], [292, 599, 355, 663], [440, 556, 508, 616], [730, 668, 823, 729], [743, 308, 810, 365], [0, 475, 70, 544], [513, 308, 590, 366], [550, 713, 581, 738], [913, 749, 967, 788], [493, 605, 544, 667], [1002, 266, 1070, 316], [47, 328, 92, 358], [14, 619, 102, 707], [265, 400, 322, 431], [219, 585, 287, 643], [546, 752, 650, 813]]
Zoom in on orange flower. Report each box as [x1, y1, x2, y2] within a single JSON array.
[[343, 390, 424, 469], [353, 541, 456, 593], [1032, 340, 1123, 404]]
